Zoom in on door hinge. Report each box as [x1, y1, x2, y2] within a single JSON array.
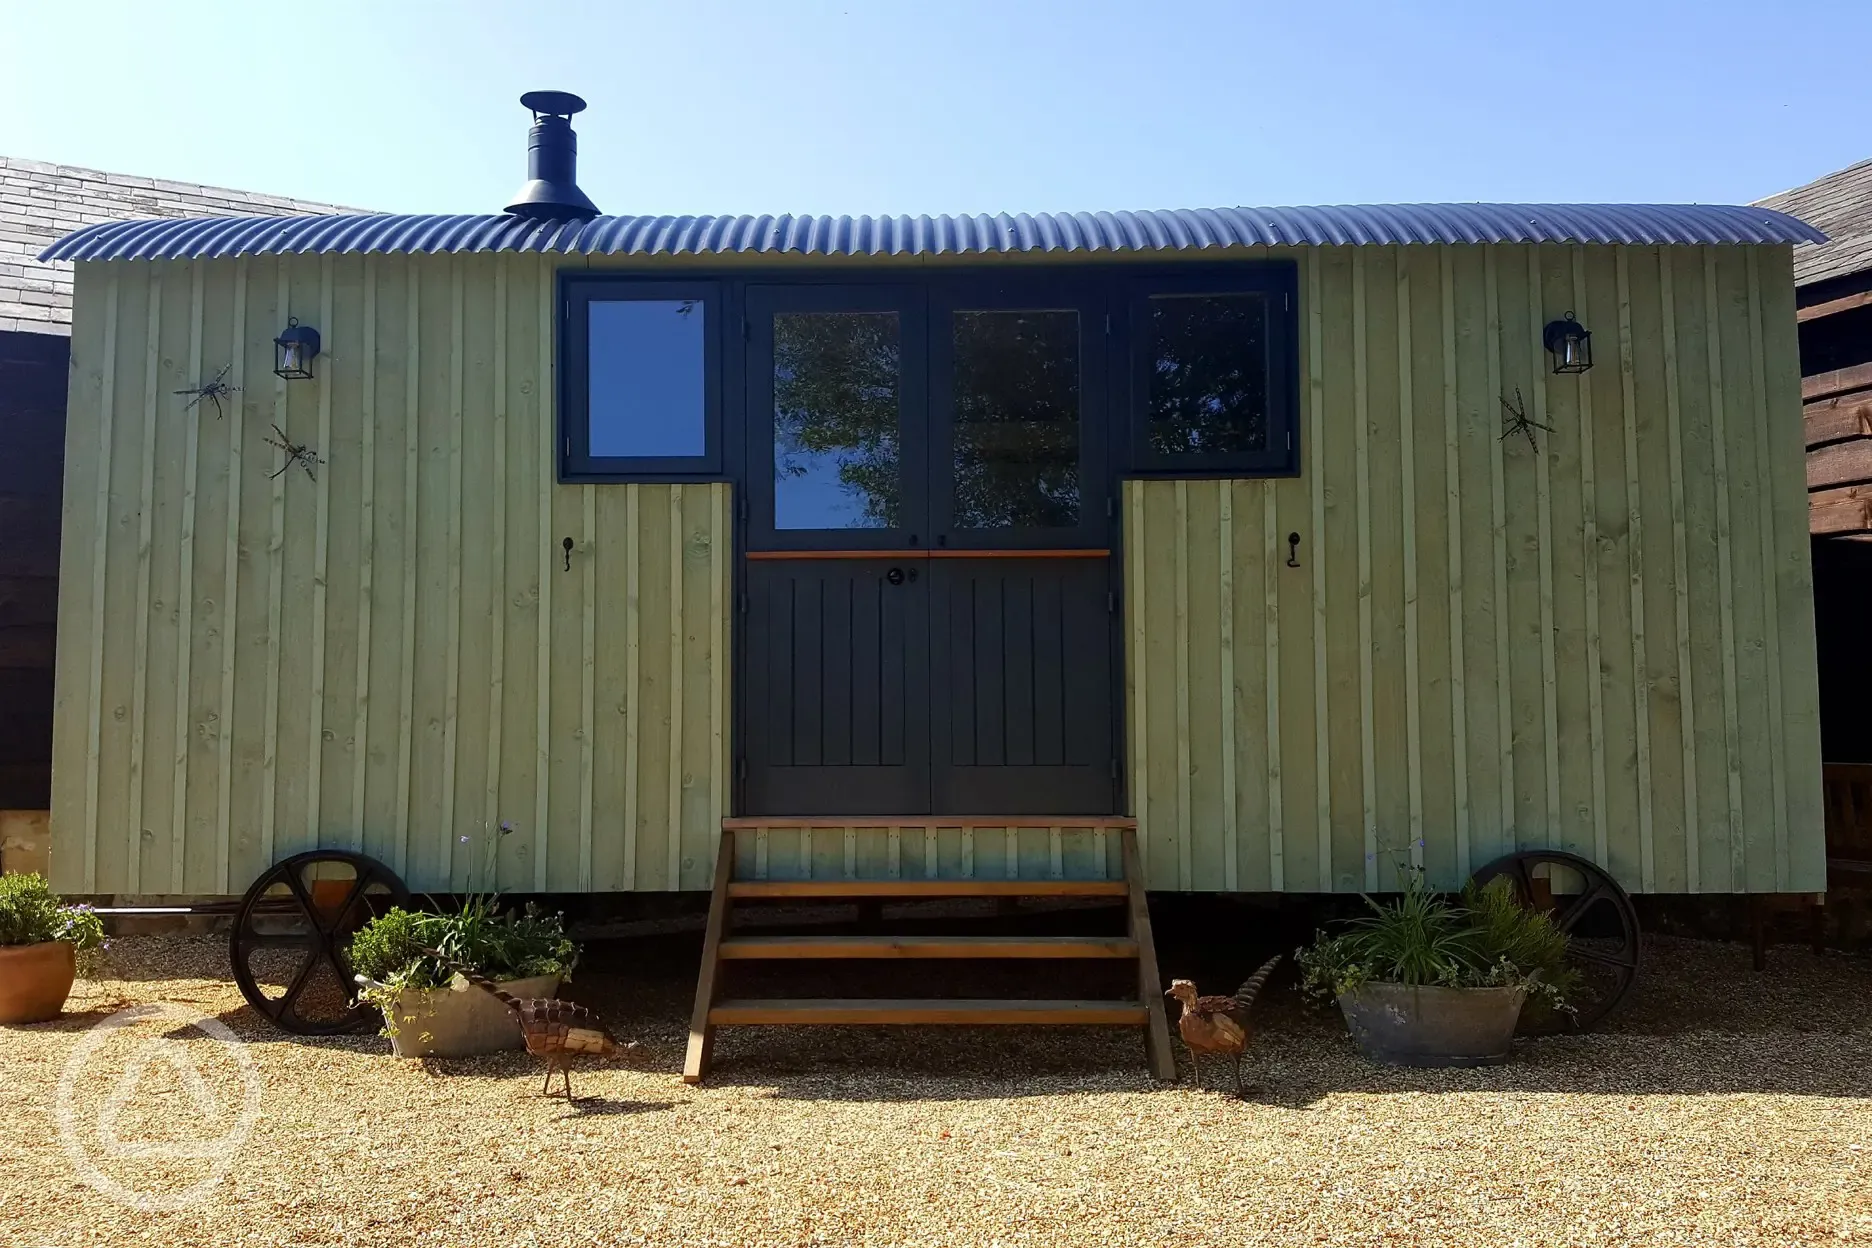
[[1106, 496, 1117, 519], [1104, 312, 1112, 336], [563, 434, 571, 459], [736, 757, 749, 781], [1107, 590, 1117, 615], [737, 591, 749, 615], [1285, 291, 1291, 312], [1109, 758, 1120, 781], [737, 494, 750, 522], [741, 318, 751, 343], [1287, 430, 1294, 451]]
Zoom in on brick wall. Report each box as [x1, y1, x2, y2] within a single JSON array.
[[0, 154, 359, 334]]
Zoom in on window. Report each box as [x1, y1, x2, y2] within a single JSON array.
[[1127, 266, 1297, 475], [562, 279, 721, 479]]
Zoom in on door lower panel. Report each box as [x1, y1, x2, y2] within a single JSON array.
[[743, 559, 930, 815], [929, 558, 1115, 814]]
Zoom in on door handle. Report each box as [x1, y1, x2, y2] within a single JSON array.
[[886, 567, 905, 586]]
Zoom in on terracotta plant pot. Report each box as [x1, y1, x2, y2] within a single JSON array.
[[0, 940, 77, 1024], [367, 973, 560, 1059], [1336, 981, 1528, 1068]]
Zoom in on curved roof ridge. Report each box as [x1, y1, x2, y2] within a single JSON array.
[[39, 202, 1825, 264]]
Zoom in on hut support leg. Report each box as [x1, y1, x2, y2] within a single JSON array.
[[683, 830, 735, 1084]]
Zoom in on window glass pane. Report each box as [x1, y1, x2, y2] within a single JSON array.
[[952, 310, 1080, 529], [1147, 293, 1270, 455], [774, 311, 902, 530], [588, 299, 707, 458]]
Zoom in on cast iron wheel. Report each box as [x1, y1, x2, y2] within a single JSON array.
[[229, 850, 408, 1035], [1470, 849, 1641, 1033]]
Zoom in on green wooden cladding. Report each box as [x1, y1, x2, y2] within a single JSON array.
[[48, 241, 1822, 895], [50, 253, 730, 895], [1125, 244, 1823, 894]]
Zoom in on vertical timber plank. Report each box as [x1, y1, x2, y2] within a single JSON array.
[[1353, 253, 1377, 888], [1574, 250, 1610, 868], [350, 261, 376, 843], [1484, 250, 1514, 851], [1398, 251, 1425, 871], [126, 270, 162, 891], [1172, 481, 1192, 890], [533, 255, 553, 892], [666, 486, 685, 889], [1660, 254, 1700, 889], [1528, 249, 1561, 853], [1218, 483, 1238, 890], [394, 268, 420, 878], [624, 488, 641, 889], [1308, 252, 1332, 890], [305, 256, 334, 853], [440, 262, 465, 881], [1262, 480, 1284, 889], [1616, 250, 1657, 890], [1440, 250, 1471, 876], [484, 261, 508, 868], [214, 265, 245, 892], [169, 264, 204, 890], [1746, 254, 1789, 890], [580, 486, 596, 890], [260, 263, 287, 876]]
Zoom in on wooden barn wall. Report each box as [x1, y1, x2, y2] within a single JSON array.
[[1125, 244, 1824, 895], [49, 254, 730, 896]]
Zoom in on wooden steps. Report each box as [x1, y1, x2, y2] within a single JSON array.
[[719, 935, 1139, 960], [683, 821, 1175, 1084], [708, 999, 1150, 1025]]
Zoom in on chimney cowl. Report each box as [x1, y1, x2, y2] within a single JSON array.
[[504, 90, 600, 221]]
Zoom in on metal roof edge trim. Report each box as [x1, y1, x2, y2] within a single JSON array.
[[38, 203, 1827, 263]]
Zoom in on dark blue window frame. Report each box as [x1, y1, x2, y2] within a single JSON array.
[[1122, 262, 1300, 478], [560, 276, 724, 482]]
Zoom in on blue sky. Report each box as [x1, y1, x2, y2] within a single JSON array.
[[2, 0, 1866, 217]]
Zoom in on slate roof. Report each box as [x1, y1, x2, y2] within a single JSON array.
[[0, 156, 358, 335], [1756, 157, 1872, 287]]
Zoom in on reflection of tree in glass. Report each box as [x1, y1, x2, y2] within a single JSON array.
[[774, 313, 902, 527], [1149, 294, 1269, 454], [952, 311, 1080, 529]]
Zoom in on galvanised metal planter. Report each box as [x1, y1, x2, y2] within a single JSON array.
[[364, 973, 560, 1059], [1336, 981, 1528, 1068]]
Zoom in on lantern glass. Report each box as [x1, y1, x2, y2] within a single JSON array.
[[1543, 314, 1592, 375], [273, 320, 320, 381]]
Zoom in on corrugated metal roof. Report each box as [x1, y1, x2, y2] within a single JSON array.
[[38, 203, 1824, 263]]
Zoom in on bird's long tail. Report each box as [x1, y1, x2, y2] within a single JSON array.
[[1231, 954, 1283, 1013], [421, 947, 524, 1017]]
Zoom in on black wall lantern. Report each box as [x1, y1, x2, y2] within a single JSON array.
[[273, 318, 321, 380], [1542, 312, 1592, 374]]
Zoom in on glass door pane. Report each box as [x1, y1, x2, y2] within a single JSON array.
[[746, 285, 927, 550], [928, 281, 1105, 549], [774, 310, 904, 530], [950, 309, 1082, 530]]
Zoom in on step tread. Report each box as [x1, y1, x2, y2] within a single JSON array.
[[708, 998, 1150, 1026], [718, 935, 1140, 959], [727, 879, 1128, 899]]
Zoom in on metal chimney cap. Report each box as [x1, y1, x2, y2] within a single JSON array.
[[520, 90, 587, 119]]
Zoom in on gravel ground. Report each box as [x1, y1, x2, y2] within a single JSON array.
[[3, 931, 1868, 1247]]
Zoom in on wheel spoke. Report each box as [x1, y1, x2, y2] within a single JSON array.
[[1569, 944, 1638, 970], [1554, 884, 1612, 934]]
